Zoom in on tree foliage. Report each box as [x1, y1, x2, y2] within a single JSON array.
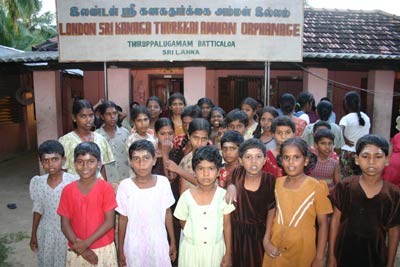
[[0, 0, 57, 50]]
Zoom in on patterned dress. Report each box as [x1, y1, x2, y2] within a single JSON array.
[[262, 150, 284, 179], [174, 187, 235, 267], [58, 131, 114, 175], [310, 157, 339, 191], [29, 172, 77, 267], [178, 152, 195, 194], [96, 126, 130, 182], [292, 116, 307, 137]]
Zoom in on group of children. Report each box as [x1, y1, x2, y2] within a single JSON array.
[[29, 92, 400, 267]]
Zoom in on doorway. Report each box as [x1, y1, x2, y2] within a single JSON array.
[[149, 75, 183, 110]]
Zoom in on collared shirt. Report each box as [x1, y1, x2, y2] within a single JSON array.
[[96, 126, 130, 182]]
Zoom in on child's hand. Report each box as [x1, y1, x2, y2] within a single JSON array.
[[81, 249, 98, 265], [72, 238, 89, 255], [167, 171, 178, 181], [29, 235, 38, 252], [169, 243, 177, 262], [165, 160, 180, 173], [118, 250, 127, 267], [220, 253, 232, 267], [311, 256, 324, 267], [161, 139, 173, 155], [225, 184, 237, 204], [264, 240, 280, 258]]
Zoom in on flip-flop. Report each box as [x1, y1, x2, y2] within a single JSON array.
[[7, 203, 17, 209]]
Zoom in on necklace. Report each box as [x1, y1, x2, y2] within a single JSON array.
[[75, 130, 94, 142]]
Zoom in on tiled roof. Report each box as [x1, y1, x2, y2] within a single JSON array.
[[304, 8, 400, 56], [0, 51, 57, 63], [1, 8, 400, 63]]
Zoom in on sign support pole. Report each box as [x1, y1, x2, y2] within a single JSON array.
[[264, 61, 271, 106], [103, 62, 108, 100]]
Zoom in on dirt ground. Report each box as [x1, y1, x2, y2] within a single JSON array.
[[1, 151, 400, 266], [0, 152, 38, 266]]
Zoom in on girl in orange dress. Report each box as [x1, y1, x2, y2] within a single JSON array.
[[263, 138, 332, 267]]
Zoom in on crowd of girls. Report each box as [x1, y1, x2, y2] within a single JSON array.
[[29, 91, 400, 267]]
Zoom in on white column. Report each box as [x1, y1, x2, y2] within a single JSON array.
[[303, 68, 328, 102], [368, 70, 395, 140], [184, 67, 206, 105], [107, 68, 131, 119], [33, 71, 62, 145]]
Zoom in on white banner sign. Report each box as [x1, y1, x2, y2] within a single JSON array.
[[56, 0, 303, 62]]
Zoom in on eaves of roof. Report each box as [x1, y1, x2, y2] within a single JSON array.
[[303, 52, 400, 60], [0, 51, 58, 63], [1, 51, 400, 64]]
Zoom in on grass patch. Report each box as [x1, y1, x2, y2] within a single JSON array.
[[0, 232, 30, 267]]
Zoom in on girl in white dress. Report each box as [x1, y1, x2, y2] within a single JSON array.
[[174, 146, 235, 267], [116, 140, 176, 267], [29, 140, 77, 267]]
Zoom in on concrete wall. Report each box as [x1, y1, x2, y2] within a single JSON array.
[[328, 71, 368, 120], [33, 71, 63, 143]]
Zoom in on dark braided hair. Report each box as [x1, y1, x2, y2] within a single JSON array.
[[344, 91, 365, 126]]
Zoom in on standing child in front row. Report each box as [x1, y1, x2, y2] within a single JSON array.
[[117, 140, 176, 267], [263, 138, 332, 267], [29, 140, 77, 267], [57, 142, 117, 267], [328, 135, 400, 267], [230, 138, 276, 267], [174, 146, 235, 267]]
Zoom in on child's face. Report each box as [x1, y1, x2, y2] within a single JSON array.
[[74, 108, 94, 131], [260, 112, 274, 133], [189, 130, 209, 151], [201, 103, 212, 119], [240, 148, 266, 176], [74, 154, 101, 180], [101, 107, 118, 127], [194, 160, 219, 187], [40, 153, 64, 175], [241, 104, 256, 122], [228, 120, 246, 135], [130, 150, 156, 178], [217, 126, 227, 141], [222, 142, 240, 164], [355, 144, 388, 177], [280, 145, 308, 177], [274, 126, 294, 145], [210, 111, 223, 128], [182, 116, 193, 134], [156, 125, 174, 145], [315, 137, 334, 158], [170, 99, 185, 115], [147, 100, 162, 119], [134, 113, 150, 135]]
